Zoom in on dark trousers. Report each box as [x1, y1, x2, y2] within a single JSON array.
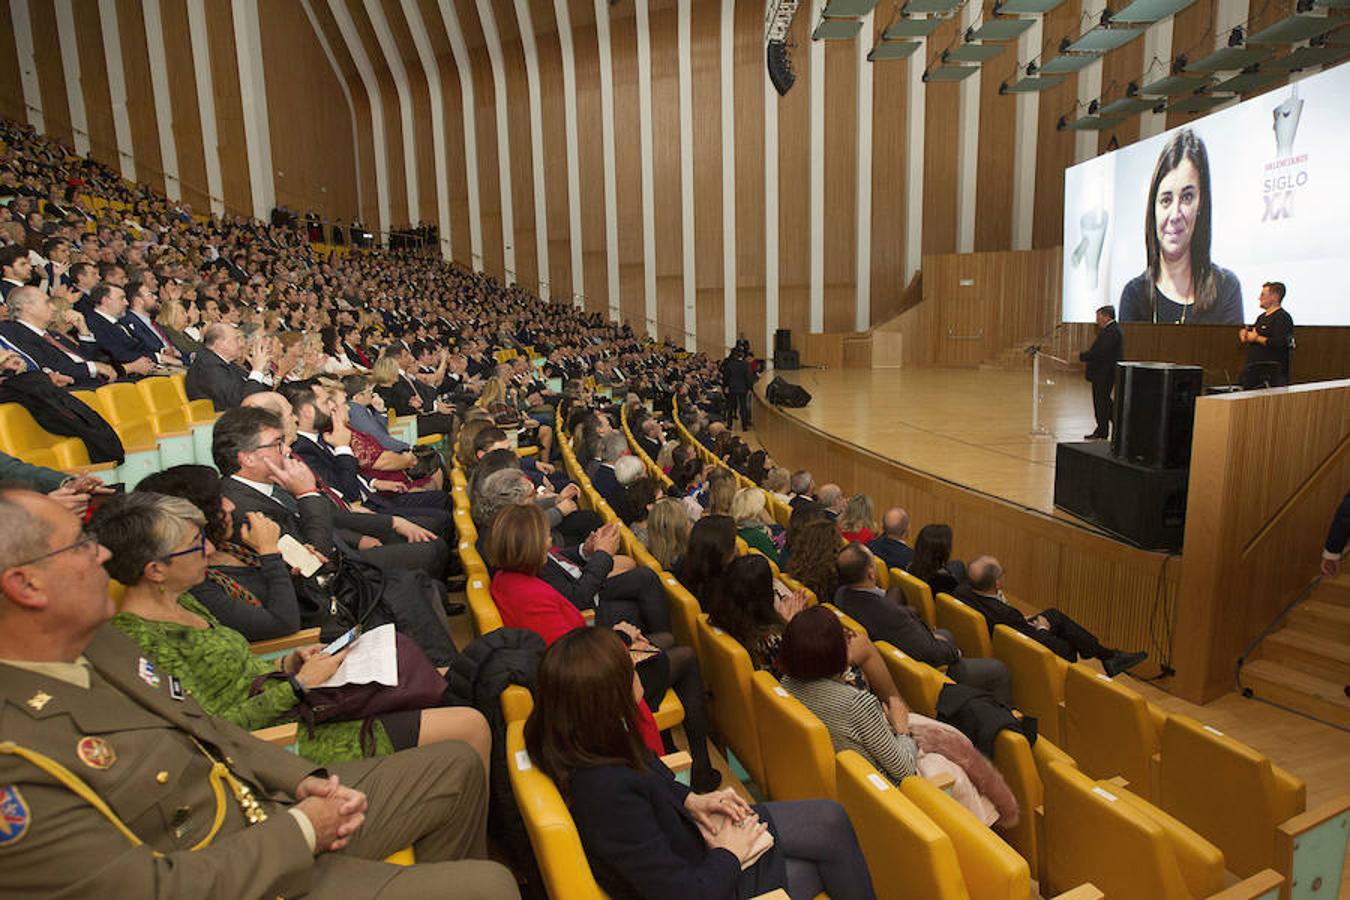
[[595, 565, 673, 636], [1090, 377, 1113, 437], [727, 391, 752, 429], [1032, 607, 1109, 663]]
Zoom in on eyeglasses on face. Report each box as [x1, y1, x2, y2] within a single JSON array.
[[162, 529, 208, 561], [251, 438, 288, 454], [10, 530, 101, 568]]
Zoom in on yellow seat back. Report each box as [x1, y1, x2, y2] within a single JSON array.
[[466, 574, 503, 636], [1156, 714, 1304, 877], [1063, 664, 1161, 797], [900, 775, 1031, 900], [876, 642, 953, 717], [893, 568, 936, 628], [835, 750, 970, 900], [501, 685, 534, 725], [695, 615, 764, 787], [750, 671, 836, 801], [1042, 760, 1222, 900], [506, 722, 608, 900], [934, 593, 993, 658], [992, 624, 1068, 744], [0, 403, 89, 465], [661, 573, 702, 654], [138, 376, 215, 424], [873, 557, 891, 590]]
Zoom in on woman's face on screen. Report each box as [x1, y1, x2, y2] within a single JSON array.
[[1154, 158, 1201, 262]]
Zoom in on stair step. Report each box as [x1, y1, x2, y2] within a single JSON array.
[[1240, 659, 1350, 730], [1258, 629, 1350, 684], [1286, 600, 1350, 643], [1313, 575, 1350, 609]]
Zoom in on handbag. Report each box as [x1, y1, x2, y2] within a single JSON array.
[[405, 445, 444, 482], [250, 631, 448, 756]]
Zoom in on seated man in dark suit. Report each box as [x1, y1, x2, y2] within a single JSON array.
[[185, 322, 272, 410], [955, 556, 1147, 678], [83, 284, 155, 377], [787, 469, 816, 510], [634, 415, 664, 461], [590, 432, 628, 509], [121, 278, 182, 366], [833, 543, 1012, 705], [867, 507, 915, 572], [1, 286, 114, 388]]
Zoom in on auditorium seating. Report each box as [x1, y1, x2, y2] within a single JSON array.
[[901, 775, 1033, 900], [935, 592, 994, 658], [696, 614, 766, 787], [876, 641, 953, 717], [992, 623, 1068, 744], [750, 670, 837, 801], [0, 402, 114, 474], [1062, 663, 1165, 798], [893, 567, 937, 628]]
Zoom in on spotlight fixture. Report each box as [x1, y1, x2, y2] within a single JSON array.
[[1088, 99, 1100, 114], [1152, 102, 1167, 114], [1172, 53, 1187, 72], [1295, 0, 1314, 12], [965, 26, 975, 42], [1106, 134, 1119, 151], [1099, 8, 1112, 25], [1026, 61, 1039, 76], [922, 68, 932, 82], [993, 1, 1004, 13], [1227, 26, 1244, 47], [941, 49, 951, 62], [1059, 36, 1071, 53], [999, 80, 1009, 94], [1056, 115, 1068, 130], [1125, 80, 1139, 96]]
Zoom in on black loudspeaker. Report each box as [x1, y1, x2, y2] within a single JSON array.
[[1111, 362, 1203, 469], [774, 349, 800, 370], [775, 328, 793, 352], [1054, 442, 1189, 551]]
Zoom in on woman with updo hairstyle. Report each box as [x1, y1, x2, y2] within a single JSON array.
[[676, 514, 737, 607], [525, 627, 877, 900], [1119, 128, 1242, 325]]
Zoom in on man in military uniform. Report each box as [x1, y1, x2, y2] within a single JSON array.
[[0, 489, 518, 898]]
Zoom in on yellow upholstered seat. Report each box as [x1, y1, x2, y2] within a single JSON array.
[[1062, 663, 1163, 798], [875, 642, 953, 717], [506, 721, 608, 900], [466, 574, 503, 636], [893, 568, 936, 628], [501, 685, 534, 725], [873, 557, 891, 590], [901, 775, 1032, 900], [1041, 760, 1281, 899], [835, 750, 971, 900], [1156, 713, 1350, 891], [695, 615, 765, 787], [992, 624, 1068, 744], [991, 729, 1044, 878], [750, 671, 836, 801], [661, 573, 702, 654], [0, 402, 98, 470], [934, 592, 993, 658]]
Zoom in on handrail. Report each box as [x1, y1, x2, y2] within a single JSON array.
[[1240, 431, 1349, 559]]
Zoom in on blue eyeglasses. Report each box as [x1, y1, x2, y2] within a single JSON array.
[[162, 529, 208, 561]]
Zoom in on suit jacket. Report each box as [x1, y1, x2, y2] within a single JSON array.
[[834, 585, 960, 668], [636, 433, 662, 460], [568, 759, 742, 900], [220, 477, 337, 554], [0, 320, 101, 387], [291, 433, 368, 505], [379, 374, 435, 418], [184, 349, 268, 411], [85, 309, 151, 364], [866, 535, 914, 572], [954, 585, 1034, 638], [540, 546, 613, 612], [1327, 490, 1350, 556], [122, 312, 171, 358], [0, 626, 320, 898], [0, 448, 67, 491], [591, 463, 624, 509], [1079, 321, 1123, 385]]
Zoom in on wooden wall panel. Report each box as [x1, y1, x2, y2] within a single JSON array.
[[204, 0, 252, 215], [732, 0, 765, 350], [1096, 24, 1142, 155], [30, 1, 74, 149], [649, 4, 683, 341], [1032, 0, 1082, 248], [572, 11, 608, 315], [921, 17, 963, 255], [418, 0, 472, 267], [346, 0, 408, 229], [869, 16, 909, 326], [114, 0, 165, 195], [534, 2, 573, 301], [690, 0, 723, 355], [72, 0, 117, 167], [461, 0, 505, 279], [777, 10, 811, 341], [611, 11, 644, 331], [974, 2, 1015, 252], [920, 248, 1063, 365], [386, 2, 438, 226], [160, 0, 209, 212], [259, 0, 359, 222], [1165, 0, 1214, 131], [308, 0, 379, 230], [493, 0, 538, 291], [0, 4, 23, 123], [823, 39, 858, 333]]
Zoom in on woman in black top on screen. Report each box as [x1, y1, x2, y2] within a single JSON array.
[[1119, 128, 1243, 325]]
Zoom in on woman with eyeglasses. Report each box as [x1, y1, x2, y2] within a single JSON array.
[[91, 492, 490, 767]]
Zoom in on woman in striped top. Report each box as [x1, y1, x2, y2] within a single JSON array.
[[778, 606, 919, 782]]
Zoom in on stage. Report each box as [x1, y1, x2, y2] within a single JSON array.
[[764, 367, 1098, 518]]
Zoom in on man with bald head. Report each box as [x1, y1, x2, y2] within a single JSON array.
[[956, 555, 1147, 678], [0, 286, 114, 387], [0, 489, 515, 898], [184, 322, 272, 410], [867, 507, 914, 571], [816, 483, 845, 520]]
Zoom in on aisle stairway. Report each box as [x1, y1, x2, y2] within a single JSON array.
[[1243, 573, 1350, 730]]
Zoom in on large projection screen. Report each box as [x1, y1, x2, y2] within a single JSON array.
[[1062, 62, 1350, 326]]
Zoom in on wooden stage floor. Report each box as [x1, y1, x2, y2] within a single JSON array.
[[770, 367, 1097, 517]]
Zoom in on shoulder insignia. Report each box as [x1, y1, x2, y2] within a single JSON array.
[[25, 692, 52, 712], [0, 786, 30, 846], [76, 736, 117, 770]]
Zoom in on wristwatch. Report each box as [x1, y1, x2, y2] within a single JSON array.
[[286, 674, 307, 702]]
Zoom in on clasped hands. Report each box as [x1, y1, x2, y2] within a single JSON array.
[[294, 773, 367, 854]]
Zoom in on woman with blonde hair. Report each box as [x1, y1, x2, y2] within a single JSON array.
[[838, 493, 876, 545], [732, 487, 782, 566], [763, 467, 791, 504], [645, 497, 691, 571], [655, 440, 682, 475], [705, 469, 737, 518]]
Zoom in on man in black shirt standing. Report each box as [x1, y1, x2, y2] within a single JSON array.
[[720, 346, 756, 431], [1239, 281, 1294, 386], [1078, 304, 1124, 440]]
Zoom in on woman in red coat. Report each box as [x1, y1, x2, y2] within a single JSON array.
[[488, 502, 722, 791]]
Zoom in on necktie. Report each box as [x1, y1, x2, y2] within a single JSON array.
[[43, 331, 83, 363]]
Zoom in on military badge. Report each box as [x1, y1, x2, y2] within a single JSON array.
[[76, 736, 117, 770], [0, 786, 30, 846], [137, 657, 161, 688]]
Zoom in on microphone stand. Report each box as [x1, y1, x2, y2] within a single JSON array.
[[1025, 344, 1069, 436]]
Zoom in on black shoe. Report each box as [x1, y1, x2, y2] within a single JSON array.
[[1102, 650, 1148, 678], [690, 766, 723, 793], [1084, 432, 1108, 440], [444, 601, 468, 617]]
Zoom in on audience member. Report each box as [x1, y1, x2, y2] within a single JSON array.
[[910, 523, 964, 596], [867, 507, 914, 572], [732, 486, 782, 566], [837, 494, 876, 544]]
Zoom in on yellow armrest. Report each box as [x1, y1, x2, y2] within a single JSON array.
[[251, 723, 298, 746], [1049, 886, 1105, 900], [1207, 869, 1283, 899], [249, 627, 322, 656], [660, 751, 692, 773]]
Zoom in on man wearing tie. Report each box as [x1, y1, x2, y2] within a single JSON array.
[[121, 279, 182, 366], [84, 284, 155, 377], [1078, 304, 1124, 441], [0, 286, 115, 388]]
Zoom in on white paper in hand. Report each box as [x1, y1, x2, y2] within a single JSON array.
[[315, 623, 399, 688]]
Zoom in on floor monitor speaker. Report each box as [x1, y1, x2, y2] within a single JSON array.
[[1111, 362, 1203, 469], [1054, 442, 1188, 551]]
